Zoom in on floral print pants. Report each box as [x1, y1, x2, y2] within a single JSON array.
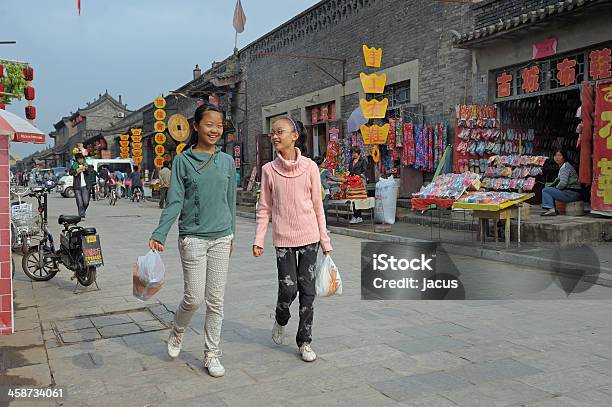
[[275, 243, 319, 347]]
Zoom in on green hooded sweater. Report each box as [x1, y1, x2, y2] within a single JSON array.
[[150, 146, 236, 245]]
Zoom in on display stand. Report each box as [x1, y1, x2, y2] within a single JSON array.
[[327, 198, 375, 230], [452, 193, 534, 248]]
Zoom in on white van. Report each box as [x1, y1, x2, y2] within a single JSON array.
[[58, 158, 134, 198]]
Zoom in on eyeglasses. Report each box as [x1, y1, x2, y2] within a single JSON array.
[[269, 129, 293, 137]]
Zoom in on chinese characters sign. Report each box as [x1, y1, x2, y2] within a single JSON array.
[[521, 66, 540, 93], [590, 48, 612, 80], [592, 81, 612, 211], [360, 73, 387, 94], [362, 45, 382, 68], [496, 45, 612, 99], [360, 124, 390, 145]]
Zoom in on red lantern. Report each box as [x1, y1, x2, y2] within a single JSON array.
[[25, 105, 36, 120], [24, 86, 35, 101], [23, 66, 34, 81]]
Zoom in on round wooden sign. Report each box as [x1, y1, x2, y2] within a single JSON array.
[[168, 114, 190, 142], [153, 97, 166, 109], [155, 145, 165, 156], [154, 121, 167, 133], [154, 157, 165, 168], [154, 133, 167, 144]]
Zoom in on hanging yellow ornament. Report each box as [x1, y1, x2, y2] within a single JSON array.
[[372, 145, 380, 163]]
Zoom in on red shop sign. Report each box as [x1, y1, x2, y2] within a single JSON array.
[[592, 81, 612, 212]]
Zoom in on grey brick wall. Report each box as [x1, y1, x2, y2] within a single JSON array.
[[239, 0, 474, 174], [473, 0, 560, 29]]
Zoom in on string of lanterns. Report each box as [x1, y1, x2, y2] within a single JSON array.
[[153, 96, 167, 169]]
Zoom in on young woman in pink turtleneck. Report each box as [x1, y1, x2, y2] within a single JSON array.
[[253, 117, 332, 363]]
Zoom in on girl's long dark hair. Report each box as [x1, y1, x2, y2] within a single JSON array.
[[284, 117, 308, 157], [186, 103, 225, 149]]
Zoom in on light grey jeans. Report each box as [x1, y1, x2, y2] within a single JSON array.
[[173, 234, 233, 357]]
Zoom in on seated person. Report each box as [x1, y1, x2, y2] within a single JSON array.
[[541, 149, 581, 216]]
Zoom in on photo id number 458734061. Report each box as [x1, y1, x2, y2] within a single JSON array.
[[2, 387, 66, 401]]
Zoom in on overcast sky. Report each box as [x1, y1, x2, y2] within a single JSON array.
[[2, 0, 320, 159]]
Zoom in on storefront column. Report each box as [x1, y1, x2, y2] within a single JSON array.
[[0, 135, 13, 334]]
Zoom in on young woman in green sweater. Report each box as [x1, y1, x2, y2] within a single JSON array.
[[149, 104, 236, 378]]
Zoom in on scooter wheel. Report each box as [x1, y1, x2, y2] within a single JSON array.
[[22, 245, 57, 281], [77, 267, 97, 286]]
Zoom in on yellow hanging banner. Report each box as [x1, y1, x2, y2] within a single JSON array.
[[131, 128, 142, 136], [119, 134, 130, 141], [154, 156, 165, 168], [360, 124, 390, 145], [360, 98, 388, 119], [360, 72, 387, 94], [176, 143, 187, 154], [119, 140, 130, 147], [362, 45, 382, 68]]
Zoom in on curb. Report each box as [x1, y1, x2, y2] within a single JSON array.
[[236, 211, 612, 285]]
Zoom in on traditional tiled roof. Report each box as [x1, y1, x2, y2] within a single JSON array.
[[453, 0, 606, 47]]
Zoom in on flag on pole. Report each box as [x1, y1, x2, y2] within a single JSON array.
[[233, 0, 246, 33], [78, 0, 81, 15]]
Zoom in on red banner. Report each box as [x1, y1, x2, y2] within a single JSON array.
[[533, 38, 557, 60], [592, 81, 612, 212]]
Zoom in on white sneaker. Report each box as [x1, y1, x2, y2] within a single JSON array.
[[167, 330, 184, 358], [272, 321, 285, 345], [356, 217, 363, 223], [204, 356, 225, 377], [349, 217, 359, 224], [299, 344, 317, 362]]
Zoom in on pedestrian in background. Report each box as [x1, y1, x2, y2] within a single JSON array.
[[149, 104, 236, 378], [158, 161, 171, 209], [98, 165, 110, 198], [87, 165, 98, 201], [348, 147, 367, 224], [69, 154, 91, 218], [253, 117, 332, 363], [129, 165, 144, 201]]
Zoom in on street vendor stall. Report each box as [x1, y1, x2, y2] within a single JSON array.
[[453, 191, 534, 247]]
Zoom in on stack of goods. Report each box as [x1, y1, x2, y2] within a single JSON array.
[[328, 174, 346, 200], [343, 175, 367, 200], [482, 155, 547, 191], [413, 172, 481, 200], [323, 141, 347, 175], [455, 104, 498, 174], [457, 191, 525, 205]]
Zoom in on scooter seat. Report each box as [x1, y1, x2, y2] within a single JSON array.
[[80, 227, 97, 235], [58, 215, 82, 225]]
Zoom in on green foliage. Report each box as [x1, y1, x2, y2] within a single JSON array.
[[1, 63, 26, 104]]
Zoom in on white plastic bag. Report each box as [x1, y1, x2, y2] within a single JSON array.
[[315, 255, 342, 297], [133, 250, 165, 301], [374, 176, 399, 224]]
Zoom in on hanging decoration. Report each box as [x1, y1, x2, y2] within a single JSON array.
[[168, 114, 190, 142], [153, 96, 167, 168], [131, 128, 143, 165]]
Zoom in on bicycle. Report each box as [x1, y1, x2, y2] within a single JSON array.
[[108, 187, 118, 206], [10, 185, 39, 255], [132, 187, 143, 203]]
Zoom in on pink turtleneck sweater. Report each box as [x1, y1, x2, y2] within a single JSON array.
[[254, 148, 332, 252]]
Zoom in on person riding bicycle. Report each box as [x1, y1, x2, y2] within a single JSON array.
[[129, 165, 144, 201]]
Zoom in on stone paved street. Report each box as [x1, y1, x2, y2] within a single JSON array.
[[4, 193, 612, 407]]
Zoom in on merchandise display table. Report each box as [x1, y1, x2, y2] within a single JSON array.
[[452, 193, 534, 247], [328, 198, 375, 230]]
